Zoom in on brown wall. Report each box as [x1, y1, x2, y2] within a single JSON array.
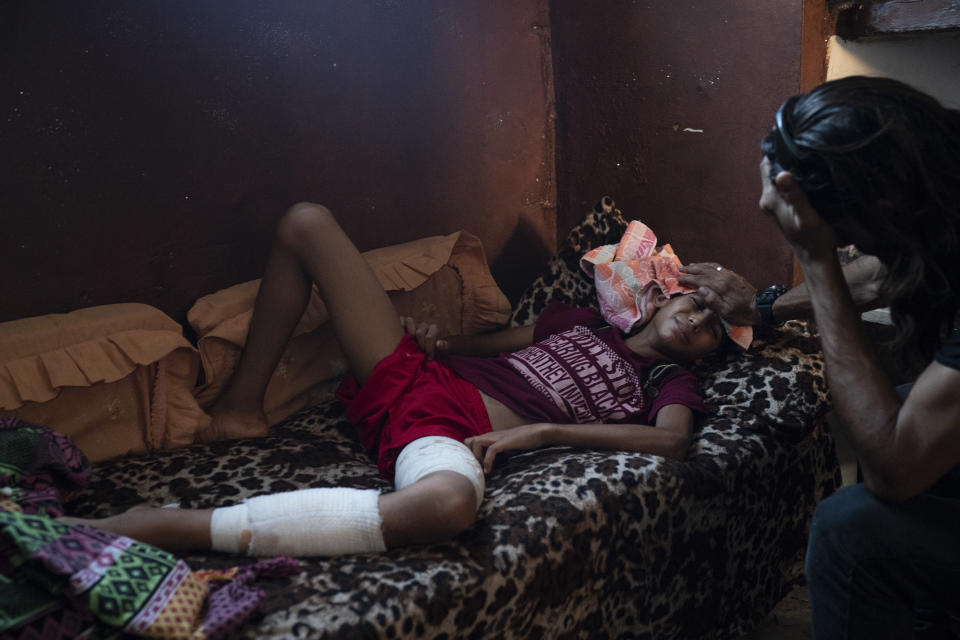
[[0, 2, 556, 325], [2, 2, 808, 329], [549, 0, 802, 288]]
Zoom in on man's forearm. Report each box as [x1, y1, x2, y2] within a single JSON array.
[[772, 255, 885, 323], [799, 256, 903, 495]]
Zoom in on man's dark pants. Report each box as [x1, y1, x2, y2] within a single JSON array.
[[806, 384, 960, 639]]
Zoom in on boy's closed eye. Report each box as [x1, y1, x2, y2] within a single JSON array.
[[690, 293, 724, 342]]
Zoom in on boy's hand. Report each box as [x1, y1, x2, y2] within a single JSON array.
[[401, 316, 449, 360], [464, 423, 549, 474]]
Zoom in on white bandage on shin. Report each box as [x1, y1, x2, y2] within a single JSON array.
[[394, 436, 485, 509], [209, 501, 250, 553], [209, 487, 385, 557]]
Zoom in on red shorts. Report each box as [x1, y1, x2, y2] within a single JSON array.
[[335, 335, 492, 480]]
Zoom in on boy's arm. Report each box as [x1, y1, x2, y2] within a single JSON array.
[[463, 404, 694, 474], [402, 316, 535, 359], [444, 325, 536, 356]]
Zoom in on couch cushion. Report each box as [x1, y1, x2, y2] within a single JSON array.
[[0, 304, 207, 461]]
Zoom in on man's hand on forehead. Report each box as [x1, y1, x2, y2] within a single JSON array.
[[678, 263, 761, 326]]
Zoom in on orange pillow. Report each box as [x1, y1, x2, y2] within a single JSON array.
[[0, 304, 209, 462], [189, 231, 511, 426]]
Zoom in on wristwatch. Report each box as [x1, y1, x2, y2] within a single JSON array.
[[755, 285, 789, 325]]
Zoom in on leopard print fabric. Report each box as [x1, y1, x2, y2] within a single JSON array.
[[66, 202, 840, 639]]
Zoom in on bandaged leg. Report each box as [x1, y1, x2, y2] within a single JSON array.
[[209, 437, 482, 557], [394, 436, 485, 510], [210, 487, 385, 556]]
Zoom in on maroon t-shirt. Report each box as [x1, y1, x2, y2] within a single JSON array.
[[443, 302, 706, 425]]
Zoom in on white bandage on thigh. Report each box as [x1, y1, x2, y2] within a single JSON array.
[[209, 487, 385, 557], [394, 436, 485, 509]]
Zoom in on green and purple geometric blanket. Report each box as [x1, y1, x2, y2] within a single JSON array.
[[0, 418, 298, 640]]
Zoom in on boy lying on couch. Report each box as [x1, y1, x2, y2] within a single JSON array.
[[65, 202, 734, 557]]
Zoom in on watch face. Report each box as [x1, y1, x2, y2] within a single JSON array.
[[759, 285, 787, 303]]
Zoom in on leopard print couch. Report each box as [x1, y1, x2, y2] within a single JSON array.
[[66, 198, 841, 639]]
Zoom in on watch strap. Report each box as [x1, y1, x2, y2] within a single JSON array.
[[756, 285, 789, 325]]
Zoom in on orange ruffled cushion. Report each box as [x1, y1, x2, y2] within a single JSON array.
[[189, 231, 511, 427], [0, 304, 209, 461]]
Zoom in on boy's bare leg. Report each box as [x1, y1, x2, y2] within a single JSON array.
[[203, 202, 405, 441], [63, 473, 477, 554], [201, 217, 314, 441], [60, 507, 217, 552]]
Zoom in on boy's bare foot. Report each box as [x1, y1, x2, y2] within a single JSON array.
[[196, 406, 270, 443]]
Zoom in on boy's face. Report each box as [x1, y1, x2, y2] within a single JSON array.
[[650, 293, 724, 362]]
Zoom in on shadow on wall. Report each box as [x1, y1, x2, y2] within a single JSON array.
[[490, 214, 555, 305]]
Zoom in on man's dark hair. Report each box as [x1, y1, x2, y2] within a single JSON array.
[[762, 75, 960, 361]]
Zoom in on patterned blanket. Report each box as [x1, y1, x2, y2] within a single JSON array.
[[59, 200, 840, 639], [0, 419, 298, 640]]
